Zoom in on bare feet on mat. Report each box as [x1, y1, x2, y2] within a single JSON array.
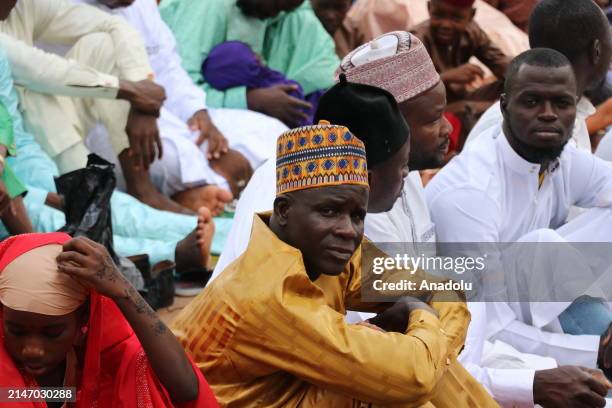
[[175, 207, 215, 274], [172, 185, 232, 216]]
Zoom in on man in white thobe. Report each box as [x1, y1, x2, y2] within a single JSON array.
[[426, 48, 612, 407]]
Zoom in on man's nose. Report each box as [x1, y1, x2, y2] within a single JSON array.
[[334, 214, 359, 240], [538, 101, 557, 121]]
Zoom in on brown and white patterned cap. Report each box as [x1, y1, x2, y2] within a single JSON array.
[[337, 31, 440, 103]]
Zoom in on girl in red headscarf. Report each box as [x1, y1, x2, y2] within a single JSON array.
[[0, 232, 218, 408]]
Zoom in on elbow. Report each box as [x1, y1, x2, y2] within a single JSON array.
[[170, 365, 200, 404], [381, 367, 439, 406], [408, 372, 438, 405]]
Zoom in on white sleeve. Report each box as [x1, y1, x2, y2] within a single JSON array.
[[492, 317, 600, 368], [143, 0, 206, 121], [459, 303, 536, 408], [0, 32, 119, 99], [462, 363, 536, 408]]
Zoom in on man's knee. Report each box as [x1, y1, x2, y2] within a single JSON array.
[[69, 33, 116, 73]]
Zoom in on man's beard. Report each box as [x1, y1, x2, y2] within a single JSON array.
[[507, 122, 569, 163]]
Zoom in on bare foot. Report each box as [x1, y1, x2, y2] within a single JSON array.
[[119, 150, 194, 215], [196, 207, 215, 269], [209, 149, 253, 197], [175, 207, 215, 274], [172, 185, 232, 216]]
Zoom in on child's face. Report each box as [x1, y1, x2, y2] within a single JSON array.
[[2, 305, 80, 378], [428, 0, 475, 46]]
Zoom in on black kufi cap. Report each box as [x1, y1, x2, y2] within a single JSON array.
[[314, 74, 410, 167]]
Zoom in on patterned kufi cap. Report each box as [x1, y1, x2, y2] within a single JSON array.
[[337, 31, 440, 103], [276, 121, 369, 196]]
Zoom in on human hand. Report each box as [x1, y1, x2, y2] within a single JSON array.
[[118, 79, 166, 116], [57, 237, 129, 300], [188, 110, 229, 159], [533, 366, 610, 408], [441, 64, 485, 85], [125, 108, 163, 169], [209, 149, 253, 197], [210, 149, 253, 197], [247, 84, 312, 127], [367, 296, 438, 333]]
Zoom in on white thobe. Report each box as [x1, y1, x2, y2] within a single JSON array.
[[75, 0, 287, 194], [465, 98, 595, 153], [426, 124, 612, 380]]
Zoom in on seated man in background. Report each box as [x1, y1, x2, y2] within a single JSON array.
[[426, 48, 612, 405], [335, 0, 528, 60], [0, 0, 190, 214], [173, 119, 498, 407], [466, 0, 612, 153], [311, 0, 352, 37], [70, 0, 289, 207], [160, 0, 339, 128], [411, 0, 510, 142]]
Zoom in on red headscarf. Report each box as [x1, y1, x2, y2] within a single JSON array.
[[0, 233, 218, 408]]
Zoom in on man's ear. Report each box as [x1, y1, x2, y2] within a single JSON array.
[[500, 93, 508, 112], [469, 7, 476, 21], [591, 39, 602, 66], [273, 195, 291, 227]]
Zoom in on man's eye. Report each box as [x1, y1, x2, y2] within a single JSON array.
[[352, 212, 366, 222], [524, 98, 537, 107], [320, 208, 337, 216], [556, 100, 572, 109]]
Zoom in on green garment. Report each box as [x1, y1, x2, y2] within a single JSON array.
[[160, 0, 340, 109], [0, 102, 25, 199]]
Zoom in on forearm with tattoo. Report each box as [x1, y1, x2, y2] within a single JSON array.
[[111, 281, 198, 403]]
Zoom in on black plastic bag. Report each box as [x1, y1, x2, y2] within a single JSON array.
[[55, 153, 117, 260], [55, 154, 174, 309]]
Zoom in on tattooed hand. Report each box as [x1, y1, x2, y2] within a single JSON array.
[[57, 237, 128, 299]]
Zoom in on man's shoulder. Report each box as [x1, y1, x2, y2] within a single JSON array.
[[426, 132, 500, 201]]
